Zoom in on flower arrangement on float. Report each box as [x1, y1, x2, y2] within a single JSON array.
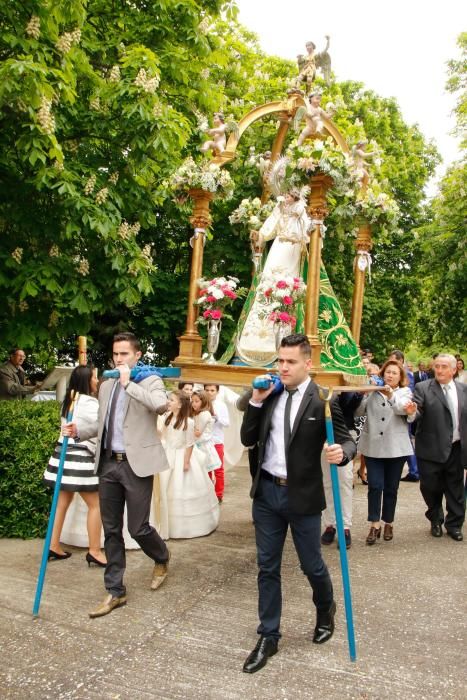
[[168, 157, 234, 200], [228, 197, 275, 231], [196, 276, 246, 363], [258, 275, 307, 336]]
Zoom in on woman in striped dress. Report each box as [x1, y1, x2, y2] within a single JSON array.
[[43, 366, 106, 566]]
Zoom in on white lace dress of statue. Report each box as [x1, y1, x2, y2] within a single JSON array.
[[235, 191, 311, 366]]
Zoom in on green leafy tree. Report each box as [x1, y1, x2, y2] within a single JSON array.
[[0, 0, 236, 350]]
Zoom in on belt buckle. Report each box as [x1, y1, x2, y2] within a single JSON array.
[[276, 477, 287, 486], [114, 452, 125, 462]]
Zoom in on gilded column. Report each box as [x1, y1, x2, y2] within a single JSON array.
[[350, 220, 372, 346], [305, 174, 332, 368], [78, 336, 87, 366], [176, 188, 214, 363]]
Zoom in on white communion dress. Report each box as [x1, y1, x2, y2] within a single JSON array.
[[154, 416, 219, 540], [235, 197, 311, 366]]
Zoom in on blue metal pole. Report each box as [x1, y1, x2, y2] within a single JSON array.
[[33, 393, 78, 617], [322, 392, 357, 662]]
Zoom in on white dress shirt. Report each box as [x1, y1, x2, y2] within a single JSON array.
[[442, 380, 460, 442], [261, 377, 311, 479]]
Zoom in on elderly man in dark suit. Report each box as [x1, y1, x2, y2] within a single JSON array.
[[409, 353, 466, 541], [240, 333, 356, 674], [0, 348, 38, 400]]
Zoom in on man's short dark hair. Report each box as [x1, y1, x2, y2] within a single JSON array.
[[113, 332, 141, 352], [204, 383, 220, 391], [178, 382, 194, 390], [390, 349, 405, 362], [280, 333, 311, 357]]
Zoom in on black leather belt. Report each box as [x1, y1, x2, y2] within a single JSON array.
[[261, 470, 287, 486], [111, 451, 127, 462]]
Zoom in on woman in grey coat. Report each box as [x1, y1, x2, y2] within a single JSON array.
[[356, 359, 415, 544]]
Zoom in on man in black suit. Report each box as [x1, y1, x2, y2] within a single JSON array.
[[413, 361, 429, 385], [409, 353, 466, 541], [240, 334, 356, 673]]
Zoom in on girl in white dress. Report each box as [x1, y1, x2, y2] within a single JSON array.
[[158, 391, 219, 539], [191, 390, 222, 479]]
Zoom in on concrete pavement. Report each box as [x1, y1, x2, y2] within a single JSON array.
[[0, 461, 466, 699]]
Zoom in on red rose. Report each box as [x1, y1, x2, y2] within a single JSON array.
[[283, 296, 293, 305], [203, 310, 212, 319], [206, 295, 216, 303], [210, 309, 222, 320], [276, 280, 287, 289]]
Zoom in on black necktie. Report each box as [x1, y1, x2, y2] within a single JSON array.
[[105, 382, 122, 457], [284, 389, 298, 454]]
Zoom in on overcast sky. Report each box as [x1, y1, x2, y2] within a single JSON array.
[[235, 0, 465, 189]]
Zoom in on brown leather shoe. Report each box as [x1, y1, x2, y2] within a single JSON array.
[[383, 524, 393, 541], [366, 526, 381, 545], [151, 551, 170, 590], [89, 594, 127, 618]]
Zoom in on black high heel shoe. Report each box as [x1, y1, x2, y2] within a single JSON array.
[[357, 470, 368, 486], [86, 552, 106, 568], [48, 550, 72, 560]]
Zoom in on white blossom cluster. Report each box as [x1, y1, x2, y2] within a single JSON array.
[[95, 187, 108, 204], [56, 28, 81, 54], [12, 247, 23, 264], [53, 159, 64, 171], [19, 301, 29, 312], [134, 68, 160, 94], [198, 17, 210, 34], [26, 15, 41, 40], [108, 171, 119, 185], [200, 68, 210, 80], [49, 245, 60, 257], [77, 257, 90, 275], [90, 96, 100, 111], [108, 65, 121, 82], [152, 103, 163, 118], [37, 97, 55, 134], [84, 174, 96, 195], [117, 220, 140, 240]]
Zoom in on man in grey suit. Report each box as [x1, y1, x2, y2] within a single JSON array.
[[64, 332, 170, 617], [410, 353, 466, 541], [0, 348, 38, 400]]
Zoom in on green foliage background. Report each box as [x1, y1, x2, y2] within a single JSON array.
[[0, 401, 59, 538]]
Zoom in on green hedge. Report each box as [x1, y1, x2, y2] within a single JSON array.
[[0, 400, 60, 538]]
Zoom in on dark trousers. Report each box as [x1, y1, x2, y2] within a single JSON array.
[[418, 442, 465, 530], [365, 456, 406, 523], [252, 475, 333, 640], [99, 456, 168, 597]]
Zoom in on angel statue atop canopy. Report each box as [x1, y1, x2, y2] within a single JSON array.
[[295, 36, 331, 91], [297, 92, 334, 146], [200, 112, 227, 156], [348, 140, 376, 190]]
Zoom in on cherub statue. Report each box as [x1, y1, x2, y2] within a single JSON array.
[[349, 140, 375, 190], [258, 150, 273, 184], [297, 92, 330, 146], [295, 36, 331, 91], [200, 112, 227, 156]]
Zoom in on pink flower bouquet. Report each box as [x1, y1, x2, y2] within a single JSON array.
[[196, 276, 245, 325], [258, 275, 307, 327]]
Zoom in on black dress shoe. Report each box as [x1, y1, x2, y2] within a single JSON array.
[[400, 474, 419, 482], [313, 601, 336, 644], [430, 522, 443, 538], [446, 529, 463, 541], [243, 636, 278, 673]]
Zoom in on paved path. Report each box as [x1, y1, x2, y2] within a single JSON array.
[[1, 462, 466, 699]]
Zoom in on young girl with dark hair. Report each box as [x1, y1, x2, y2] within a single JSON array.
[[43, 366, 106, 566], [156, 390, 219, 539]]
